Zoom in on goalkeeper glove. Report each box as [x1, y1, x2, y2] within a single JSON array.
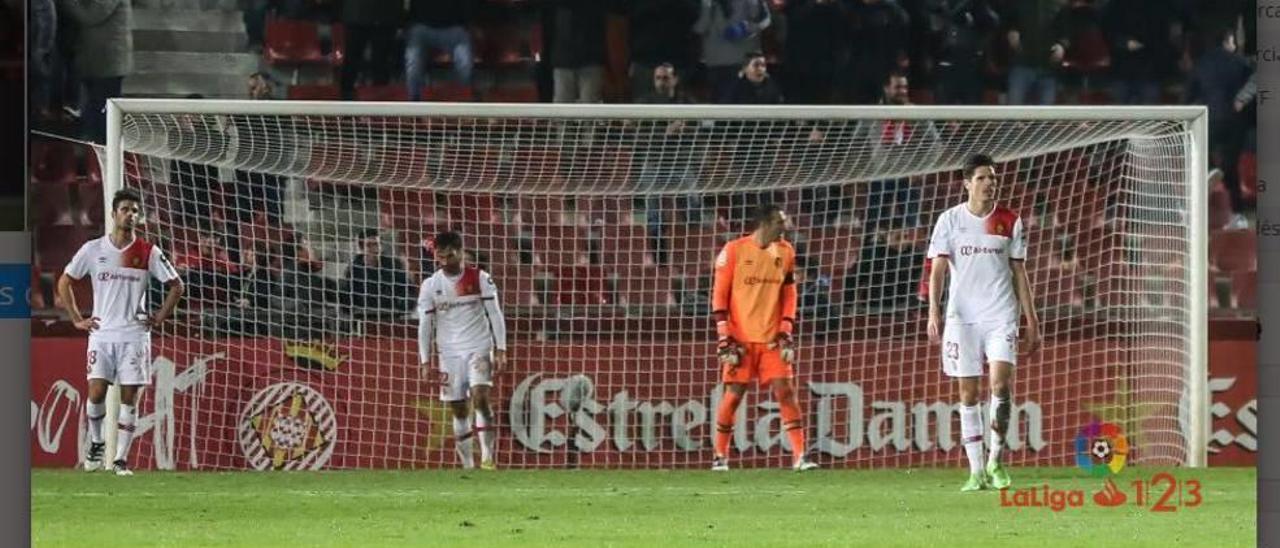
[[717, 337, 743, 367], [771, 332, 795, 364]]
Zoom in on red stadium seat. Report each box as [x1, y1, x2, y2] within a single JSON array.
[[30, 139, 79, 185], [556, 266, 609, 306], [486, 83, 539, 103], [476, 23, 534, 67], [1061, 27, 1110, 75], [288, 84, 340, 100], [600, 225, 651, 268], [426, 82, 476, 102], [1232, 270, 1257, 309], [264, 18, 326, 65], [31, 181, 72, 227], [1211, 230, 1257, 274], [36, 226, 95, 273], [1209, 180, 1232, 230], [1239, 150, 1257, 205], [355, 84, 409, 102], [446, 194, 499, 224]]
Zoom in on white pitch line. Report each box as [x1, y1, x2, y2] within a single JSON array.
[[33, 488, 809, 498]]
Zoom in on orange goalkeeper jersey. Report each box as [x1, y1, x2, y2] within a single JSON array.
[[712, 236, 798, 343]]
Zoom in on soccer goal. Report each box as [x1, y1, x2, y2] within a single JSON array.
[[99, 99, 1208, 471]]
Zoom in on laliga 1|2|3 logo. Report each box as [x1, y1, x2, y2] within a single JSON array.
[[1001, 421, 1203, 512]]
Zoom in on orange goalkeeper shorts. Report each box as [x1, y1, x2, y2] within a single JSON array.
[[722, 342, 793, 386]]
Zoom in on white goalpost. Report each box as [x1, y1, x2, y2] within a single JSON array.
[[99, 99, 1209, 470]]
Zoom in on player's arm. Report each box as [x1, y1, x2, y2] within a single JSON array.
[[773, 252, 798, 363], [57, 244, 96, 332], [56, 272, 96, 332], [712, 243, 741, 365], [416, 280, 435, 368], [1010, 260, 1040, 354], [1009, 218, 1040, 354], [925, 215, 951, 343], [147, 247, 185, 328], [480, 271, 508, 374], [927, 257, 948, 343]]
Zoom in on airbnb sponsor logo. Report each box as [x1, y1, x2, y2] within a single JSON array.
[[97, 271, 143, 283], [959, 245, 1003, 257]]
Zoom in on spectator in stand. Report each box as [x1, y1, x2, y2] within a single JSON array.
[[229, 231, 333, 338], [624, 0, 701, 101], [634, 64, 701, 265], [30, 0, 58, 123], [719, 51, 783, 104], [1102, 0, 1176, 105], [865, 70, 934, 230], [845, 225, 922, 311], [232, 74, 285, 226], [405, 0, 474, 101], [242, 0, 268, 52], [1002, 0, 1064, 105], [844, 0, 911, 104], [1186, 28, 1252, 229], [1049, 0, 1111, 99], [694, 0, 771, 102], [277, 0, 337, 21], [58, 0, 133, 143], [168, 94, 223, 234], [248, 71, 274, 100], [782, 0, 849, 105], [925, 0, 1000, 105], [339, 0, 401, 100], [343, 229, 413, 316], [175, 231, 241, 308], [546, 0, 609, 103]]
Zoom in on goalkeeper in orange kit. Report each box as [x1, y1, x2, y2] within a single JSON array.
[[711, 203, 818, 471]]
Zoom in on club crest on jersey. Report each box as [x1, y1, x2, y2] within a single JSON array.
[[985, 209, 1017, 237]]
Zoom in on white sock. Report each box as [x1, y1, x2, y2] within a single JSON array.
[[452, 416, 475, 468], [114, 404, 136, 463], [475, 411, 494, 463], [960, 404, 984, 475], [989, 394, 1009, 467], [86, 401, 105, 444]]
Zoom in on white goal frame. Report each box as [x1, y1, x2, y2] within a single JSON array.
[[103, 99, 1210, 468]]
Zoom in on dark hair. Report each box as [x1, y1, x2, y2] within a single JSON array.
[[752, 203, 784, 227], [743, 51, 766, 66], [884, 69, 909, 85], [435, 231, 463, 250], [112, 188, 142, 211], [359, 228, 380, 241], [656, 62, 675, 73], [1212, 27, 1236, 49], [964, 153, 996, 178]]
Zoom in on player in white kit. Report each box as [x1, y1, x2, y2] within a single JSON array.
[[926, 154, 1040, 492], [417, 231, 508, 470], [56, 189, 185, 476]]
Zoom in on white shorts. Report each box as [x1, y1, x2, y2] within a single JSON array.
[[438, 350, 494, 402], [87, 339, 152, 385], [941, 321, 1018, 378]]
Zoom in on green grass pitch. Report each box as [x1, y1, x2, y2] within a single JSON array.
[[33, 467, 1254, 546]]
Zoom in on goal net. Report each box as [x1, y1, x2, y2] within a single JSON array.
[[101, 101, 1208, 471]]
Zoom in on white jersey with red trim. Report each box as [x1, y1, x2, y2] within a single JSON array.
[[926, 204, 1026, 325], [63, 236, 181, 342], [417, 266, 507, 358]]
